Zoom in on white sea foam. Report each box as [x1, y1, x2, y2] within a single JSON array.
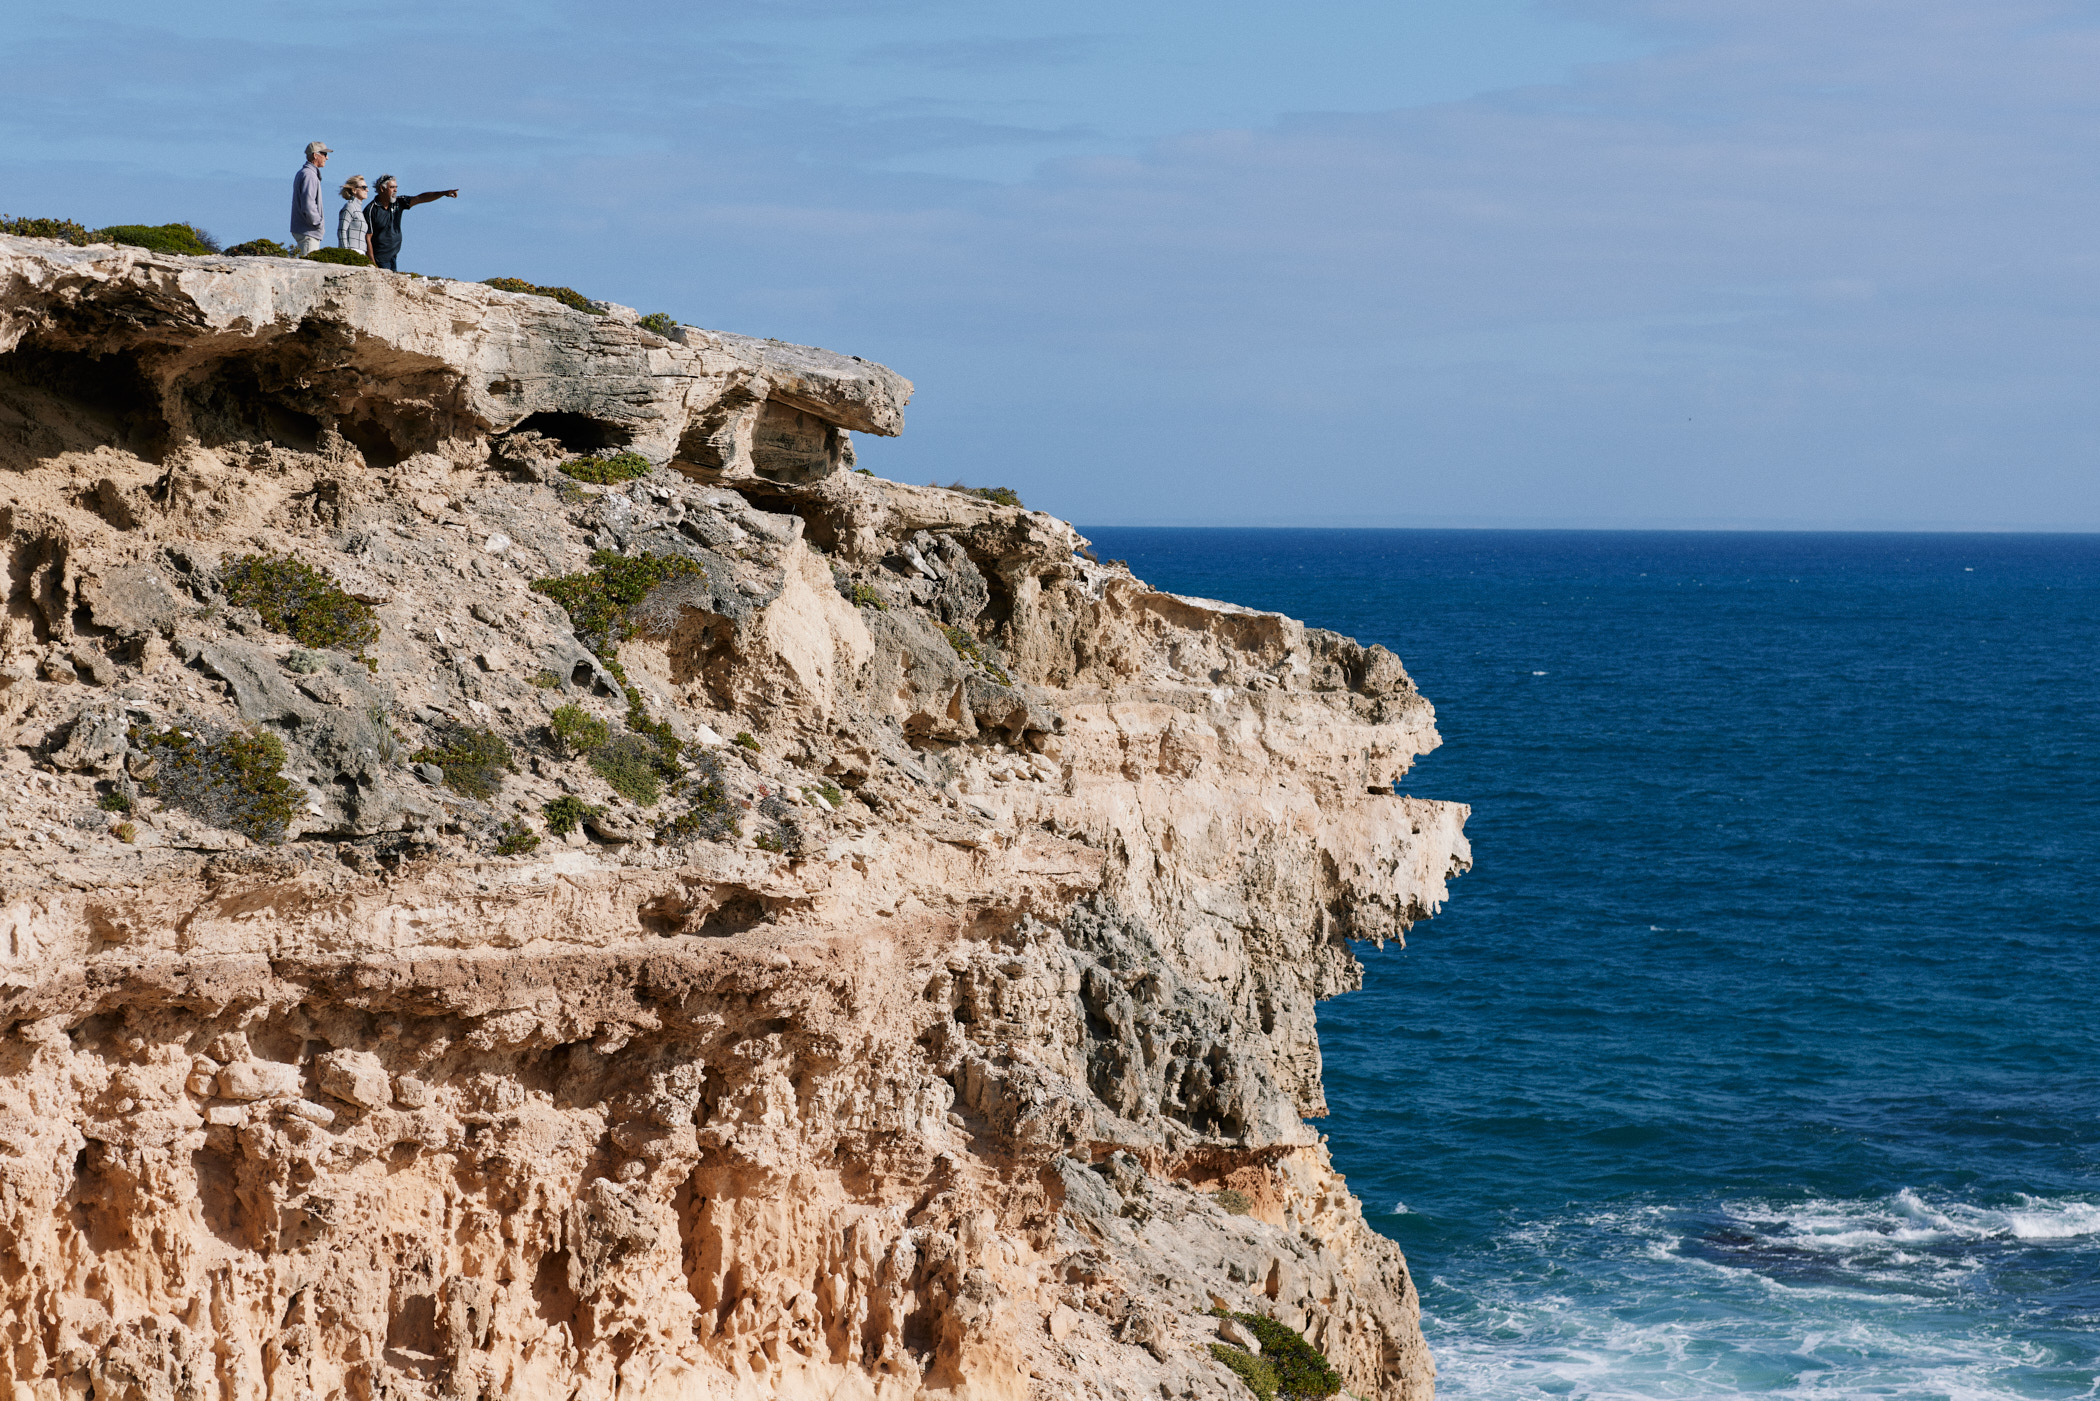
[[1417, 1189, 2100, 1399]]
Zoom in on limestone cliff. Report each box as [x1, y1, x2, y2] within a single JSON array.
[[0, 234, 1471, 1401]]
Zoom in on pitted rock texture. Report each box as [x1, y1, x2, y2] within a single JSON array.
[[0, 234, 1469, 1401]]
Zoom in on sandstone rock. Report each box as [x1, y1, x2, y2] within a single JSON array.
[[214, 1060, 303, 1101], [315, 1049, 390, 1109]]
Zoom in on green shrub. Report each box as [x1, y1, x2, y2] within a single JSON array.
[[305, 246, 371, 266], [733, 731, 760, 753], [1215, 1315, 1341, 1401], [532, 551, 706, 658], [2, 216, 91, 245], [637, 312, 678, 336], [542, 795, 599, 836], [1214, 1188, 1254, 1215], [1210, 1345, 1279, 1401], [225, 238, 291, 258], [97, 788, 134, 813], [842, 581, 886, 610], [93, 224, 217, 255], [492, 818, 540, 855], [942, 482, 1023, 508], [531, 668, 563, 689], [549, 703, 611, 755], [589, 734, 674, 806], [132, 724, 302, 844], [220, 553, 379, 658], [941, 625, 1012, 684], [483, 277, 600, 314], [655, 749, 738, 844], [410, 725, 515, 799], [559, 451, 653, 485]]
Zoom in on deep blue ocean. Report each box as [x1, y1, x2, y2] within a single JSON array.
[[1085, 529, 2100, 1401]]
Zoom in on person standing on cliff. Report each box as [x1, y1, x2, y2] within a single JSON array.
[[290, 142, 331, 255], [362, 175, 457, 272], [337, 175, 370, 253]]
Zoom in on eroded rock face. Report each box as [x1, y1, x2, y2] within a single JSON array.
[[0, 235, 1468, 1401]]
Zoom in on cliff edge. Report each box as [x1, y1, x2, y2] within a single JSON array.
[[0, 234, 1470, 1401]]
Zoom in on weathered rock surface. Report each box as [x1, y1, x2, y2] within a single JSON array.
[[0, 234, 1469, 1401]]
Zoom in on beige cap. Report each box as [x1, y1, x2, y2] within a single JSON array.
[[305, 141, 332, 159]]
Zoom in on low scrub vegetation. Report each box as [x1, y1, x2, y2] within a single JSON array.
[[1206, 1313, 1341, 1401], [483, 277, 600, 314], [558, 451, 653, 485], [132, 723, 301, 845], [220, 552, 379, 660], [304, 247, 371, 267], [410, 725, 515, 800]]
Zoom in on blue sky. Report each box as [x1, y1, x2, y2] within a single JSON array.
[[5, 0, 2097, 529]]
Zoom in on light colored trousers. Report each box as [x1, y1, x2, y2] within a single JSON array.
[[293, 233, 322, 255]]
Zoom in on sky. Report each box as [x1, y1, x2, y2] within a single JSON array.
[[5, 0, 2098, 530]]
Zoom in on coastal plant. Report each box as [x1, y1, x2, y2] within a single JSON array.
[[532, 550, 718, 804], [531, 668, 563, 689], [1209, 1346, 1279, 1401], [483, 277, 600, 314], [2, 216, 92, 245], [588, 734, 674, 806], [492, 818, 540, 855], [655, 749, 738, 844], [733, 731, 760, 753], [941, 625, 1012, 684], [637, 312, 678, 336], [843, 580, 887, 610], [532, 550, 705, 657], [549, 703, 612, 756], [1209, 1314, 1340, 1401], [410, 725, 515, 800], [542, 795, 599, 837], [93, 224, 218, 255], [111, 821, 138, 843], [225, 238, 291, 258], [97, 788, 134, 814], [558, 452, 652, 486], [1213, 1188, 1253, 1215], [220, 552, 379, 660], [304, 247, 371, 267], [752, 793, 804, 856], [938, 482, 1023, 508], [131, 723, 302, 844]]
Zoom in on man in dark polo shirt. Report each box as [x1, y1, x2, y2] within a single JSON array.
[[363, 175, 458, 271]]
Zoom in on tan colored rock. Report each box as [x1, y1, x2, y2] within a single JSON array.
[[213, 1059, 303, 1101], [315, 1048, 391, 1109]]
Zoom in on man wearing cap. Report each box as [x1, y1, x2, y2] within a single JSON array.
[[291, 142, 331, 255]]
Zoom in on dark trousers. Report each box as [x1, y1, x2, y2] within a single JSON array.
[[374, 249, 399, 271]]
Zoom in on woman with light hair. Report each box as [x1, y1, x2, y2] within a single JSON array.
[[337, 175, 371, 253]]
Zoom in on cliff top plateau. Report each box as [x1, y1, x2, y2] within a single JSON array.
[[0, 232, 1469, 1401]]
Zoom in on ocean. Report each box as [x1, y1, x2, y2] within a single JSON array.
[[1085, 528, 2100, 1401]]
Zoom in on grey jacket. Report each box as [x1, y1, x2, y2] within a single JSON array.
[[291, 164, 324, 238]]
